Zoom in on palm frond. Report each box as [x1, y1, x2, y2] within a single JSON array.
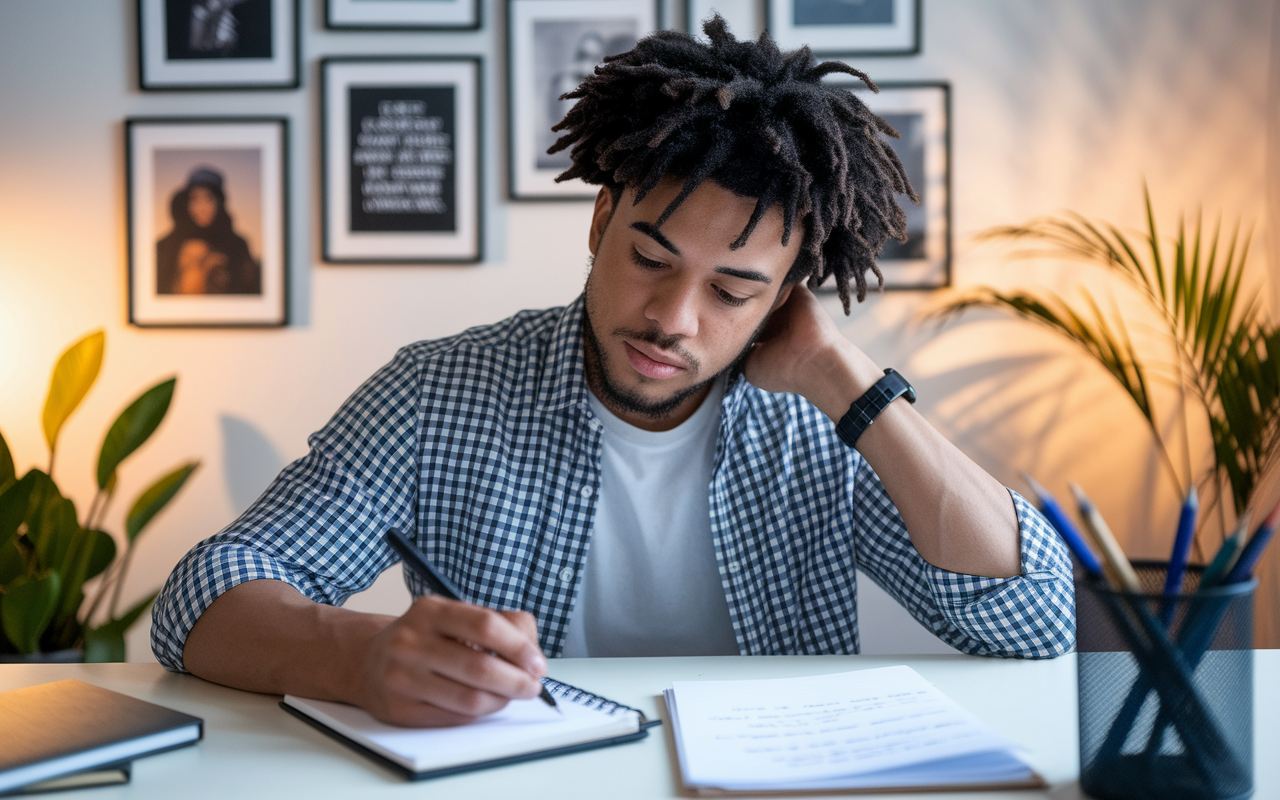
[[936, 191, 1273, 530]]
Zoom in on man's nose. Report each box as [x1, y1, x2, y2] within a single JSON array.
[[644, 276, 700, 340]]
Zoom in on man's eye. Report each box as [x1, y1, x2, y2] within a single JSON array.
[[714, 286, 748, 307], [630, 248, 666, 270]]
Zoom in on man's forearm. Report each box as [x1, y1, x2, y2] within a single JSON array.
[[182, 579, 391, 701], [807, 342, 1022, 580]]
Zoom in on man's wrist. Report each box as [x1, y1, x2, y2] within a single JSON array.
[[803, 340, 885, 423]]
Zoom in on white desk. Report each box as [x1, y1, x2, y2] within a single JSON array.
[[2, 652, 1276, 799]]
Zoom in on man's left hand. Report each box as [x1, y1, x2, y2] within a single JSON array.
[[743, 284, 883, 422]]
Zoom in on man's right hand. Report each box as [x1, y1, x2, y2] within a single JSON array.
[[182, 579, 549, 730], [356, 594, 549, 727]]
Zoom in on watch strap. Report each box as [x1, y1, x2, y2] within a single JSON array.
[[835, 368, 916, 449]]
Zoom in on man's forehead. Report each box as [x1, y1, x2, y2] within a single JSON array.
[[620, 178, 801, 257]]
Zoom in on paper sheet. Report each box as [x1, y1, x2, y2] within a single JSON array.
[[668, 665, 1022, 788]]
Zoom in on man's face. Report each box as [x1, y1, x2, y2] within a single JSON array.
[[583, 177, 802, 431]]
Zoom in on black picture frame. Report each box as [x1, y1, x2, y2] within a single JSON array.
[[325, 0, 481, 30], [137, 0, 300, 90], [824, 81, 951, 292], [507, 0, 660, 200], [322, 57, 484, 264], [126, 117, 290, 327], [765, 0, 920, 56]]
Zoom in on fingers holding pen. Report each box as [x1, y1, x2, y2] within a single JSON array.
[[359, 595, 548, 727]]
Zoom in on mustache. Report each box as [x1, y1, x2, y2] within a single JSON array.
[[612, 326, 700, 372]]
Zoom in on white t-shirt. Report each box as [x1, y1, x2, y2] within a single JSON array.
[[560, 377, 740, 657]]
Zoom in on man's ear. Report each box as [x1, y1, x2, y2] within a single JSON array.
[[588, 187, 615, 256]]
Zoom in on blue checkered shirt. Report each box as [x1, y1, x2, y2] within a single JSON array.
[[152, 297, 1074, 670]]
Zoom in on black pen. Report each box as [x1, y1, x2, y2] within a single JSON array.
[[384, 528, 560, 713]]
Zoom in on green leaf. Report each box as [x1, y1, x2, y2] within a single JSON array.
[[95, 378, 176, 490], [42, 331, 105, 456], [0, 427, 14, 491], [50, 528, 117, 638], [21, 471, 77, 573], [0, 540, 25, 587], [83, 591, 157, 663], [82, 529, 118, 583], [125, 462, 199, 542], [0, 472, 36, 552], [21, 471, 65, 554], [1, 571, 62, 654]]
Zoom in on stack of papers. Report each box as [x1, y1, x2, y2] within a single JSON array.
[[664, 666, 1042, 794]]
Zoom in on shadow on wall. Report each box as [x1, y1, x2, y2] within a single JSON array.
[[220, 414, 286, 515]]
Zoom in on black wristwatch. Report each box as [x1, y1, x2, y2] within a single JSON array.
[[834, 368, 916, 449]]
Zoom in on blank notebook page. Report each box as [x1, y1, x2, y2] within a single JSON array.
[[282, 692, 640, 773]]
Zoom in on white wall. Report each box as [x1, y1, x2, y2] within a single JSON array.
[[0, 0, 1275, 660]]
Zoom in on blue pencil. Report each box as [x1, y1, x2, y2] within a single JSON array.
[[1160, 487, 1198, 627], [1022, 473, 1103, 577], [1222, 500, 1280, 585]]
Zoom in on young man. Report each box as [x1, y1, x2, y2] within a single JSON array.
[[152, 20, 1074, 727]]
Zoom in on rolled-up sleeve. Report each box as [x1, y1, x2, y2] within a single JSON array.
[[852, 457, 1075, 659], [150, 347, 425, 672]]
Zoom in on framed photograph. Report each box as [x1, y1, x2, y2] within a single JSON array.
[[137, 0, 299, 90], [322, 58, 482, 263], [326, 0, 479, 30], [766, 0, 918, 56], [508, 0, 659, 200], [127, 118, 289, 327], [827, 81, 949, 291]]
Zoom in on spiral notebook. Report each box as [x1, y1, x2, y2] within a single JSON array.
[[280, 677, 658, 781]]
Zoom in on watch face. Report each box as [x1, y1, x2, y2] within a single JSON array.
[[883, 368, 916, 404]]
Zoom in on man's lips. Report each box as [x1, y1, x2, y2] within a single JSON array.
[[624, 341, 686, 379]]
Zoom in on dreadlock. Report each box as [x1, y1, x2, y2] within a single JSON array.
[[549, 15, 917, 313]]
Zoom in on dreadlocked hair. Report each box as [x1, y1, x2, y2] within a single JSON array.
[[549, 15, 917, 313]]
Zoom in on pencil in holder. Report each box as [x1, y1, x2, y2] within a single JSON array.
[[1075, 561, 1255, 800]]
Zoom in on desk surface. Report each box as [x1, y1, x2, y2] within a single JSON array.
[[2, 652, 1276, 799]]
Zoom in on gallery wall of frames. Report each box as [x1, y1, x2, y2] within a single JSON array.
[[128, 0, 945, 328]]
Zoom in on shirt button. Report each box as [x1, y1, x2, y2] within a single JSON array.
[[579, 486, 593, 499], [559, 566, 575, 583], [727, 562, 741, 573]]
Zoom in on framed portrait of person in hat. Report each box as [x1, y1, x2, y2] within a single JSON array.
[[126, 117, 288, 327]]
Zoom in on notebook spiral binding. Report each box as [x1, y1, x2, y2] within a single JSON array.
[[541, 677, 655, 727]]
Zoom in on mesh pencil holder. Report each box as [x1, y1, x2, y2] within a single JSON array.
[[1075, 561, 1256, 800]]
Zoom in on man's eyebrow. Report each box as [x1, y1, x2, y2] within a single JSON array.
[[631, 221, 772, 284], [715, 266, 772, 284], [630, 221, 681, 256]]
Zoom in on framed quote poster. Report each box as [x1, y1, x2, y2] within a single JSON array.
[[829, 81, 950, 291], [325, 0, 480, 30], [137, 0, 300, 90], [126, 117, 289, 327], [322, 57, 483, 263], [507, 0, 658, 200], [766, 0, 919, 56]]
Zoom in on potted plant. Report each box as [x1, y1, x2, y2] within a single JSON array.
[[0, 331, 198, 662], [930, 189, 1280, 553]]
